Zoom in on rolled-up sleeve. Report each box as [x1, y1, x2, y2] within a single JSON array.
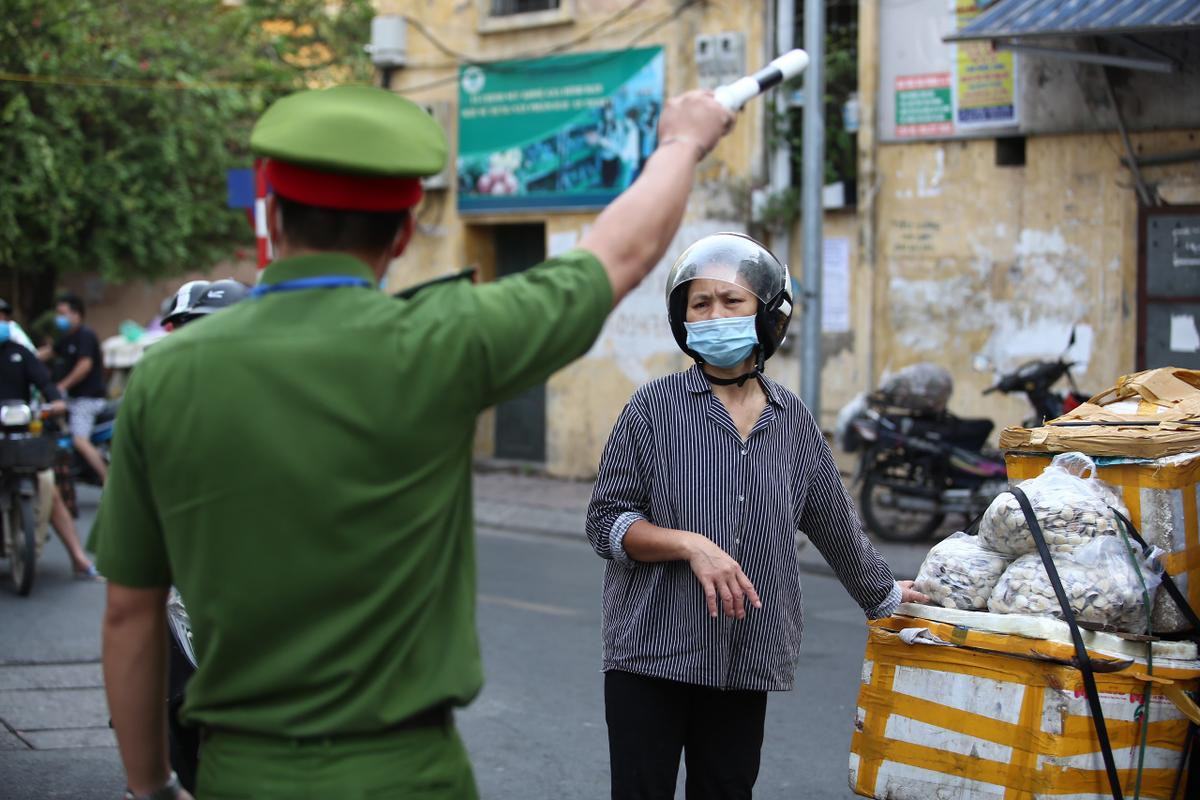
[[468, 249, 612, 410], [94, 372, 171, 588], [586, 401, 653, 566], [794, 411, 898, 619]]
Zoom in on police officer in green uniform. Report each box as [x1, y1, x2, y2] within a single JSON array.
[[97, 84, 734, 799]]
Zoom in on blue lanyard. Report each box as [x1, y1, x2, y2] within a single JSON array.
[[250, 276, 373, 298]]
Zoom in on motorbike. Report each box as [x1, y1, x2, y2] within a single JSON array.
[[50, 399, 117, 518], [0, 401, 58, 595], [980, 356, 1088, 427], [975, 327, 1089, 427], [166, 589, 199, 793], [841, 349, 1090, 543], [846, 389, 1008, 542]]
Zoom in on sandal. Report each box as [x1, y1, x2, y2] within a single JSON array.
[[74, 563, 104, 582]]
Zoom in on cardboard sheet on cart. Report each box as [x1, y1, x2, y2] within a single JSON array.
[[1000, 367, 1200, 458], [850, 607, 1200, 800]]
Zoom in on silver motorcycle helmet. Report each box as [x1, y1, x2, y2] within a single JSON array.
[[665, 232, 793, 363], [161, 280, 211, 328]]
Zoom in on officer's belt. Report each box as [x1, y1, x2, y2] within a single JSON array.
[[200, 702, 453, 746]]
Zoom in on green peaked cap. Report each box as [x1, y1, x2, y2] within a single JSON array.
[[250, 85, 447, 177]]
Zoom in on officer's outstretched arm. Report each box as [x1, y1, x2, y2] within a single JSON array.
[[580, 90, 735, 307]]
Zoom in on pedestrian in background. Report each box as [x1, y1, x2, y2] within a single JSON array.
[[587, 233, 928, 800], [96, 83, 734, 800], [40, 294, 108, 486]]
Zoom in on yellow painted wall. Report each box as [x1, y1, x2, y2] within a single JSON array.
[[378, 0, 770, 477], [844, 1, 1200, 435], [813, 210, 865, 423], [871, 130, 1200, 429]]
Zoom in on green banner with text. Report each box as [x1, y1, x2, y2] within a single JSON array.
[[457, 47, 664, 213]]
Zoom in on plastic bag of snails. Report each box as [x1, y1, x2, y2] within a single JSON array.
[[914, 532, 1014, 611], [987, 535, 1164, 633], [978, 452, 1129, 556]]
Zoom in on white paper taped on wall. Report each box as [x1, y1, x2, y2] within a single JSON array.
[[1170, 313, 1200, 353], [822, 237, 851, 333], [548, 230, 578, 258], [1173, 226, 1200, 267]]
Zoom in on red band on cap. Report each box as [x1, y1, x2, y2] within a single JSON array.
[[264, 159, 423, 212]]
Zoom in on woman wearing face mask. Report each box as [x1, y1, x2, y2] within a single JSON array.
[[586, 233, 927, 800]]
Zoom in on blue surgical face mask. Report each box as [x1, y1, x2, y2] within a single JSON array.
[[54, 315, 70, 331], [0, 322, 10, 343], [684, 314, 758, 368]]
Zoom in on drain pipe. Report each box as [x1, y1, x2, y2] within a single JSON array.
[[800, 0, 825, 420], [1097, 51, 1154, 206], [772, 0, 794, 387]]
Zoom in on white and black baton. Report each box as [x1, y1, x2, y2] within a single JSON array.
[[713, 49, 810, 111]]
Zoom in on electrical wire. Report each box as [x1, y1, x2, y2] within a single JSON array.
[[0, 70, 280, 92], [403, 0, 651, 69], [394, 0, 699, 95]]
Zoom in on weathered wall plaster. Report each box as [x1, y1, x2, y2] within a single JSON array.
[[873, 130, 1200, 429]]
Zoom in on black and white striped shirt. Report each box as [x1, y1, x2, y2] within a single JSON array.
[[586, 365, 900, 691]]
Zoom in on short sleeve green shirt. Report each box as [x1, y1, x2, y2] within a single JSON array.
[[95, 249, 611, 736]]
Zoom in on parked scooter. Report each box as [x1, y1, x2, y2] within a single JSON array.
[[166, 589, 199, 793], [979, 357, 1088, 427], [841, 339, 1090, 542], [974, 328, 1089, 427], [841, 366, 1008, 542], [0, 401, 58, 595]]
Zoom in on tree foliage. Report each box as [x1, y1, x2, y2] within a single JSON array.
[[0, 0, 374, 314]]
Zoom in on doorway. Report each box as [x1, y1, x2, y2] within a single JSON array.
[[493, 223, 547, 462], [1138, 206, 1200, 370]]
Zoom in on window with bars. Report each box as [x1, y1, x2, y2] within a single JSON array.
[[789, 0, 859, 205], [490, 0, 560, 15], [478, 0, 571, 32]]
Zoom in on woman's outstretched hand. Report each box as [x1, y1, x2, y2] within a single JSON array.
[[684, 533, 762, 619], [898, 580, 930, 604]]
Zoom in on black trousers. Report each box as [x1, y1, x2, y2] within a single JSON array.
[[604, 670, 768, 800]]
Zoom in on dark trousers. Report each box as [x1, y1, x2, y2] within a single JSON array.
[[605, 670, 768, 800]]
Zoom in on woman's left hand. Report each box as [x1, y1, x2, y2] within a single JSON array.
[[898, 580, 930, 604]]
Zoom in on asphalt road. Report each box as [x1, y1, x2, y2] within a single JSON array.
[[465, 527, 867, 800], [1, 501, 869, 799], [0, 487, 118, 799]]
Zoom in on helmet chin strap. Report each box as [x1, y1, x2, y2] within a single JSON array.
[[699, 348, 765, 387]]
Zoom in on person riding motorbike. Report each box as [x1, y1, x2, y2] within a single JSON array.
[[0, 299, 38, 353], [158, 277, 249, 794], [160, 279, 249, 331], [42, 294, 110, 486], [160, 281, 210, 332], [86, 276, 252, 792], [0, 300, 97, 579]]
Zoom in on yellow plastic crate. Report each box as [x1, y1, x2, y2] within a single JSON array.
[[850, 615, 1200, 799]]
